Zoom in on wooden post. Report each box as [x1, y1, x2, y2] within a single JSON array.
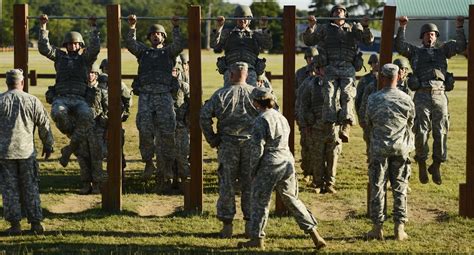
[[13, 4, 29, 92], [367, 5, 396, 217], [275, 5, 296, 216], [102, 4, 122, 212], [459, 4, 474, 218], [29, 70, 37, 86], [186, 5, 203, 212]]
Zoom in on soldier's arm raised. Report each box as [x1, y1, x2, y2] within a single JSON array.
[[302, 15, 321, 46], [355, 17, 374, 45], [395, 16, 415, 59], [255, 16, 273, 50], [83, 16, 101, 66], [124, 15, 147, 58], [168, 16, 185, 57], [210, 16, 226, 52], [37, 14, 59, 61], [442, 16, 467, 58], [199, 95, 220, 148]]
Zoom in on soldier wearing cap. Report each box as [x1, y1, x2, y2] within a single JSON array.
[[0, 69, 54, 235], [238, 86, 326, 250], [365, 63, 415, 241], [303, 4, 374, 143], [125, 14, 184, 193], [38, 14, 100, 168], [179, 53, 190, 83], [200, 62, 259, 238], [211, 4, 272, 86], [298, 49, 341, 194], [395, 16, 466, 185]]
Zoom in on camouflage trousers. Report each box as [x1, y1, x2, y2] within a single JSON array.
[[369, 155, 411, 224], [362, 126, 371, 163], [0, 157, 42, 224], [223, 69, 257, 87], [51, 96, 95, 147], [299, 127, 311, 177], [216, 138, 253, 222], [136, 93, 176, 181], [413, 91, 449, 163], [306, 122, 341, 187], [75, 124, 105, 183], [322, 65, 356, 124], [249, 160, 318, 239], [174, 127, 190, 178]]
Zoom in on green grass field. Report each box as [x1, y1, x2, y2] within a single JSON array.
[[0, 50, 473, 254]]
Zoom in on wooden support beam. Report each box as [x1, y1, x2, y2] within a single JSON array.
[[186, 5, 203, 212], [102, 4, 122, 212], [29, 70, 37, 86], [275, 5, 296, 216], [459, 4, 474, 218], [13, 4, 29, 92]]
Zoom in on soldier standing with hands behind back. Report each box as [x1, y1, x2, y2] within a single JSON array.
[[395, 15, 466, 185], [125, 14, 183, 193], [303, 5, 373, 143]]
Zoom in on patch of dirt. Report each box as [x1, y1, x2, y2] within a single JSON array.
[[307, 199, 353, 221], [409, 207, 449, 223], [48, 194, 101, 214], [136, 196, 183, 217]]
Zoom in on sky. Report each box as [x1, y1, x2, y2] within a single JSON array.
[[226, 0, 312, 11]]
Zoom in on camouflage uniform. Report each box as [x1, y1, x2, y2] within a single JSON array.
[[303, 21, 373, 125], [295, 64, 313, 177], [174, 78, 191, 179], [125, 26, 184, 183], [356, 72, 377, 121], [38, 28, 100, 156], [299, 76, 342, 189], [366, 87, 415, 225], [200, 82, 258, 223], [0, 89, 54, 226], [211, 24, 272, 86], [395, 25, 466, 164], [248, 108, 319, 239]]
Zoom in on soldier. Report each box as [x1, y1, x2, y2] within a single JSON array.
[[172, 60, 191, 190], [74, 64, 107, 195], [295, 47, 320, 180], [238, 87, 326, 250], [355, 53, 379, 120], [125, 15, 184, 192], [393, 58, 412, 95], [211, 5, 272, 86], [303, 4, 373, 142], [365, 64, 415, 241], [200, 62, 259, 238], [179, 52, 190, 83], [299, 51, 341, 194], [395, 16, 466, 185], [0, 69, 54, 234], [98, 58, 132, 180], [38, 14, 100, 167]]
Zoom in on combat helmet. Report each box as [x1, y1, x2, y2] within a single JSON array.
[[393, 58, 410, 69], [331, 4, 348, 17], [62, 31, 85, 48], [180, 53, 189, 63], [234, 5, 253, 18], [99, 59, 108, 70], [368, 54, 379, 65], [304, 47, 319, 59], [148, 24, 167, 39], [419, 23, 439, 39]]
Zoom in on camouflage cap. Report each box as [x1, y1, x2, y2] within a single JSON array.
[[250, 87, 273, 101], [6, 69, 24, 85], [381, 63, 399, 78], [229, 62, 248, 72]]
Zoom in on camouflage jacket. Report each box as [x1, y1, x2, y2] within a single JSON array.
[[298, 76, 325, 128], [366, 87, 415, 158], [210, 26, 272, 53], [175, 79, 190, 129], [356, 72, 377, 115], [0, 90, 54, 159]]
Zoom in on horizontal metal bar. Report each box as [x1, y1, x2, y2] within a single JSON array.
[[296, 17, 383, 21]]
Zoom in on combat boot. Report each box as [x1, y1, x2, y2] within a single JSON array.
[[428, 161, 442, 185], [237, 238, 265, 249], [219, 222, 233, 238], [325, 184, 337, 194], [30, 222, 45, 235], [91, 182, 101, 194], [418, 161, 429, 184], [309, 228, 327, 250], [78, 182, 92, 195], [394, 223, 409, 241], [366, 223, 384, 240], [339, 124, 351, 143], [5, 221, 21, 235], [59, 145, 73, 167], [142, 160, 156, 180]]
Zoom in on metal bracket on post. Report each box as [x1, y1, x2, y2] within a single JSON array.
[[185, 5, 203, 213], [103, 4, 122, 213], [459, 4, 474, 218], [13, 4, 29, 92]]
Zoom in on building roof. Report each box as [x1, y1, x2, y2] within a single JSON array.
[[390, 0, 474, 17]]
